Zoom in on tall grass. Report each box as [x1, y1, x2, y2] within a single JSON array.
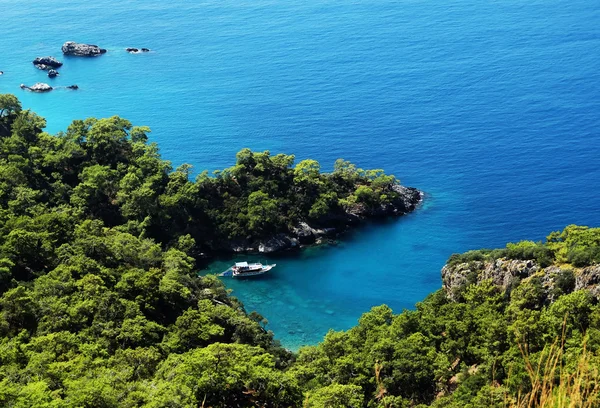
[[510, 326, 599, 408]]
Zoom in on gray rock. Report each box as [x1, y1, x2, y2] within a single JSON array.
[[126, 47, 150, 53], [47, 69, 59, 78], [33, 56, 63, 68], [258, 234, 297, 253], [292, 222, 317, 244], [442, 257, 600, 302], [21, 83, 53, 92], [62, 41, 107, 56], [342, 184, 423, 220], [442, 258, 540, 300], [576, 265, 600, 299]]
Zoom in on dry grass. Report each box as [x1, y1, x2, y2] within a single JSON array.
[[510, 322, 599, 408]]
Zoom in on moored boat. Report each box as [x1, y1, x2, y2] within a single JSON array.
[[231, 261, 275, 277]]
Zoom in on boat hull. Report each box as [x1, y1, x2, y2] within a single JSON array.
[[232, 264, 275, 277]]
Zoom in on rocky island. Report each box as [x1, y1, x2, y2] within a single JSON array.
[[62, 41, 107, 56], [20, 82, 53, 92]]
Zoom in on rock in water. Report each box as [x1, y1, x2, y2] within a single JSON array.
[[21, 83, 53, 92], [67, 85, 79, 90], [33, 56, 63, 68], [62, 41, 107, 56], [126, 47, 151, 53], [48, 69, 59, 78]]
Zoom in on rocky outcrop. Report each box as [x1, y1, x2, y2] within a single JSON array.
[[292, 222, 336, 245], [215, 184, 422, 254], [48, 69, 59, 78], [62, 41, 107, 56], [126, 47, 151, 53], [442, 258, 600, 302], [345, 185, 422, 220], [258, 234, 299, 253], [576, 265, 600, 298], [442, 259, 539, 299], [33, 56, 62, 68], [20, 83, 53, 92]]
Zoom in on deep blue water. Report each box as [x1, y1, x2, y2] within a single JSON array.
[[2, 0, 599, 349]]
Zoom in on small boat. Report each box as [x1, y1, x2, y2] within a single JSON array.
[[231, 261, 275, 277]]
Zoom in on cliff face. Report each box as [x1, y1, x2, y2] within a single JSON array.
[[442, 258, 600, 301]]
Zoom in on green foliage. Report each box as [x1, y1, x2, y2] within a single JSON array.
[[0, 96, 300, 406], [448, 225, 600, 268], [1, 94, 598, 407]]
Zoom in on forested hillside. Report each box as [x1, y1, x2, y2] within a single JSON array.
[[0, 94, 599, 407], [293, 226, 600, 407]]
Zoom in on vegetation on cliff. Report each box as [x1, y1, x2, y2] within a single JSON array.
[[0, 95, 598, 407], [447, 225, 600, 268]]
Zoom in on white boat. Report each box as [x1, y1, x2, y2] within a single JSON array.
[[231, 261, 275, 277]]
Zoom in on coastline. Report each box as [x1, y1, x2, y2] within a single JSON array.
[[212, 186, 424, 255]]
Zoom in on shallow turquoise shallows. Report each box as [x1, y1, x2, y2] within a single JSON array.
[[2, 0, 600, 350]]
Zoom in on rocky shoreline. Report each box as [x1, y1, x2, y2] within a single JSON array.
[[221, 185, 423, 254], [442, 257, 600, 302]]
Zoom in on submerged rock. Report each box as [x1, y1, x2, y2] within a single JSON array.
[[67, 85, 79, 90], [62, 41, 107, 56], [21, 83, 53, 92], [47, 69, 59, 78], [33, 56, 63, 68], [141, 48, 150, 52]]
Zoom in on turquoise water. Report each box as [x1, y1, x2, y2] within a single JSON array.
[[2, 0, 599, 349]]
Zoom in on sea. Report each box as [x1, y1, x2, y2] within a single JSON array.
[[1, 0, 599, 350]]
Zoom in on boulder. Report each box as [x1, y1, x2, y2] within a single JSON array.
[[291, 222, 336, 245], [62, 41, 107, 56], [126, 47, 151, 53], [292, 222, 317, 244], [47, 69, 59, 78], [0, 71, 4, 75], [33, 56, 63, 68], [35, 64, 49, 71], [67, 85, 79, 90], [258, 234, 298, 253], [21, 83, 53, 92]]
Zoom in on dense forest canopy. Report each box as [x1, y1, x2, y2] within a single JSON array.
[[0, 95, 599, 407]]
